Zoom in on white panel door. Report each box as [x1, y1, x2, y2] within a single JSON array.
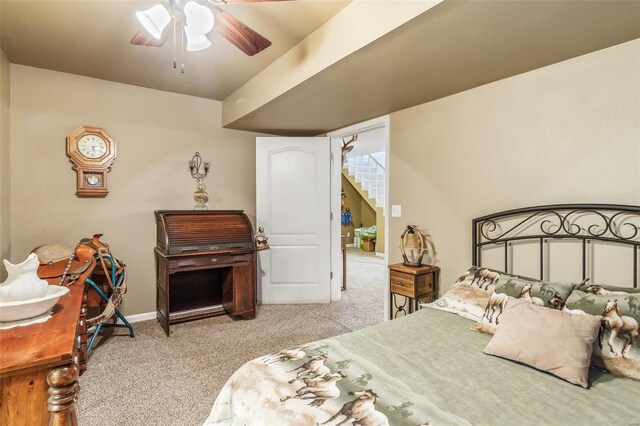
[[256, 137, 331, 304]]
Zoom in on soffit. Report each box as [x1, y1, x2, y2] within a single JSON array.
[[225, 0, 640, 135]]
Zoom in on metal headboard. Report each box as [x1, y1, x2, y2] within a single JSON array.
[[472, 204, 640, 288]]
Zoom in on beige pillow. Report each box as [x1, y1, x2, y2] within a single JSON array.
[[484, 298, 602, 388]]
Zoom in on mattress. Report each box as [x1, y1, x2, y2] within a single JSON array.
[[205, 307, 640, 425]]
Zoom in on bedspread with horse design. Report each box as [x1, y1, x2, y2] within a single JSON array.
[[205, 308, 640, 426]]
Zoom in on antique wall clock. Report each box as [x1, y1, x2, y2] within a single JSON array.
[[66, 126, 117, 197]]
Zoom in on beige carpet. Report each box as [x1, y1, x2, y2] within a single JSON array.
[[78, 248, 386, 425]]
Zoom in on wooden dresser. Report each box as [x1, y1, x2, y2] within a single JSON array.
[[154, 210, 257, 336], [0, 284, 87, 426]]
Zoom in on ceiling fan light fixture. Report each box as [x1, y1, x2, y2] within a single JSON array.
[[184, 25, 212, 52], [136, 5, 171, 40], [184, 1, 215, 35]]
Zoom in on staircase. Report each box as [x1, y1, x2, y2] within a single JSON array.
[[343, 153, 385, 213]]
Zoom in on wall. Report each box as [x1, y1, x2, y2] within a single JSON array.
[[10, 65, 260, 315], [341, 174, 376, 243], [342, 171, 386, 254], [389, 40, 640, 294], [360, 197, 376, 233], [375, 203, 385, 256], [341, 174, 361, 241], [0, 48, 10, 281]]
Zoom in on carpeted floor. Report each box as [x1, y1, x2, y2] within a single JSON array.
[[78, 248, 385, 426]]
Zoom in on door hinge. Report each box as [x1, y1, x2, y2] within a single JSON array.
[[330, 271, 334, 280], [330, 212, 334, 221], [330, 152, 335, 161]]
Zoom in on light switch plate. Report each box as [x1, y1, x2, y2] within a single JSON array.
[[391, 205, 402, 217]]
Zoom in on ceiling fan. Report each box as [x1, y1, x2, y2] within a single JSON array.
[[131, 0, 288, 57]]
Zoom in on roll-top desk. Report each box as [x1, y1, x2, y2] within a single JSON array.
[[154, 210, 257, 336]]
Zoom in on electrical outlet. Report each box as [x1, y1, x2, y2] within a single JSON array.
[[347, 232, 350, 237], [392, 205, 402, 217]]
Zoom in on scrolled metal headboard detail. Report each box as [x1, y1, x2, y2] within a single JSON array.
[[472, 204, 640, 287]]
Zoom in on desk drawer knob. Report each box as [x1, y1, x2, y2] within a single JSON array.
[[394, 281, 405, 286]]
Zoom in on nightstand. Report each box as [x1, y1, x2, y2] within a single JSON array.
[[388, 263, 439, 319]]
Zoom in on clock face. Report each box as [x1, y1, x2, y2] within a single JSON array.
[[78, 134, 107, 159]]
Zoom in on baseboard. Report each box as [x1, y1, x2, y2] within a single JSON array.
[[117, 311, 156, 324], [346, 243, 355, 247], [375, 252, 385, 258]]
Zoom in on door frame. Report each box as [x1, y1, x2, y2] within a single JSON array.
[[327, 115, 390, 319]]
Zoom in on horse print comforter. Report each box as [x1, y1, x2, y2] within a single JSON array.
[[205, 308, 640, 426]]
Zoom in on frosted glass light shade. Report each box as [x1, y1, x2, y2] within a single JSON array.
[[403, 232, 421, 250], [185, 25, 211, 51], [136, 5, 171, 39], [184, 1, 214, 35]]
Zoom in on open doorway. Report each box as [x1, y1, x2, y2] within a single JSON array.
[[328, 116, 389, 321]]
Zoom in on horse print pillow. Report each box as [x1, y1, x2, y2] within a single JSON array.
[[473, 275, 578, 335], [426, 266, 501, 321], [565, 289, 640, 380], [577, 282, 640, 294]]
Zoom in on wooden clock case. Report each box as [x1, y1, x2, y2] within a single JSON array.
[[66, 126, 117, 197]]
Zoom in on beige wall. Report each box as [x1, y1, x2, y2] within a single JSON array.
[[389, 40, 640, 295], [342, 171, 386, 254], [360, 197, 376, 232], [10, 65, 260, 315], [341, 174, 376, 241], [375, 204, 385, 256], [0, 48, 10, 281]]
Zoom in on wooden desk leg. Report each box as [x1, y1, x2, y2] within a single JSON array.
[[47, 365, 79, 426]]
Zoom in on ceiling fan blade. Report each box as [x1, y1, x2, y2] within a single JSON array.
[[130, 16, 179, 47], [211, 7, 271, 56]]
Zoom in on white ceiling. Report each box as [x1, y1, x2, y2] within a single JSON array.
[[0, 0, 350, 100]]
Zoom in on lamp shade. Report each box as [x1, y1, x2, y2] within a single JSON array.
[[184, 1, 215, 35], [403, 232, 421, 250], [185, 25, 211, 52], [400, 225, 428, 267], [136, 5, 171, 40]]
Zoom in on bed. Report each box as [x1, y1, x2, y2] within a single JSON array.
[[205, 204, 640, 426]]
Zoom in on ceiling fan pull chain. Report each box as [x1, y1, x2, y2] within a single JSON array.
[[181, 8, 185, 74], [172, 2, 177, 69]]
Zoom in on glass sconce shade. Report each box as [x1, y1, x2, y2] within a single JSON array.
[[136, 5, 171, 39], [185, 26, 211, 51], [184, 1, 215, 35]]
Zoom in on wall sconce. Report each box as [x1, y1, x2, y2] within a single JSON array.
[[188, 152, 210, 210]]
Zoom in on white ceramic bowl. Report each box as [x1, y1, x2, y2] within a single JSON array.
[[0, 285, 70, 322]]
